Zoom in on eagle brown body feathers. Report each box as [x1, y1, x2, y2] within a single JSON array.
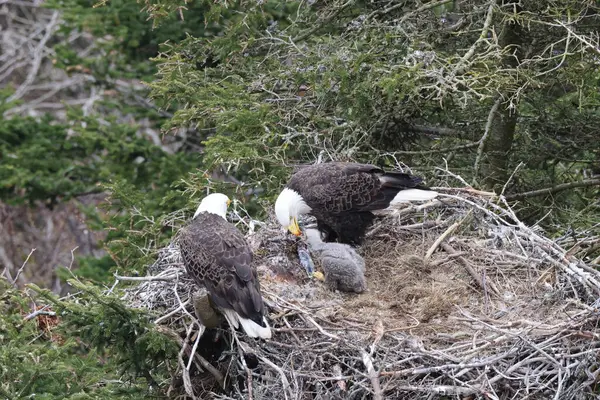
[[178, 212, 267, 328], [287, 162, 431, 244]]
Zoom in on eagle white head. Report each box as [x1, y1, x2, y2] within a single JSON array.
[[193, 193, 231, 220], [274, 188, 311, 236]]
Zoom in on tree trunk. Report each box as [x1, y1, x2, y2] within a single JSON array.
[[480, 3, 522, 191], [480, 99, 518, 190]]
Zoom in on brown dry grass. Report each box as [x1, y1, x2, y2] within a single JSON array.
[[254, 213, 559, 340], [344, 237, 470, 331]]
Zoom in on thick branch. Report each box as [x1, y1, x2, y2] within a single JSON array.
[[505, 179, 600, 201]]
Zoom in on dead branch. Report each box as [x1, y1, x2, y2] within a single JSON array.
[[361, 350, 383, 400], [504, 179, 600, 201], [409, 124, 465, 138], [424, 210, 472, 262], [7, 10, 60, 103]]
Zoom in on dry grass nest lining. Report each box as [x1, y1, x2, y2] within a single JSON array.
[[120, 189, 600, 400]]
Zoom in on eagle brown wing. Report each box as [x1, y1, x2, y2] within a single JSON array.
[[288, 162, 423, 214], [178, 212, 265, 326]]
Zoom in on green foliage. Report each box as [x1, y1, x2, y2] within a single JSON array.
[[0, 107, 198, 282], [86, 148, 197, 277], [57, 256, 115, 284], [28, 0, 304, 280], [31, 279, 179, 391], [101, 178, 186, 274], [0, 110, 194, 207], [48, 0, 213, 77], [145, 0, 600, 232], [0, 279, 148, 399]]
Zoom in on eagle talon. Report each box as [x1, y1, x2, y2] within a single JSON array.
[[312, 271, 325, 281]]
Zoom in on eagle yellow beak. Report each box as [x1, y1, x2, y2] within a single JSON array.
[[288, 217, 302, 236], [312, 271, 325, 281], [226, 199, 231, 207]]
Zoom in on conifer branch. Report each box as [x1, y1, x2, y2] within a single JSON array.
[[293, 0, 355, 43]]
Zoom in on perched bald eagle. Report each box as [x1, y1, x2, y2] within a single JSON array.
[[275, 162, 438, 244], [179, 193, 271, 339]]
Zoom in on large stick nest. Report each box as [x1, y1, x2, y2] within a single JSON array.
[[121, 189, 600, 400]]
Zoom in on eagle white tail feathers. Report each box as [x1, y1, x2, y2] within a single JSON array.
[[390, 189, 439, 204], [221, 309, 272, 339], [238, 316, 272, 339]]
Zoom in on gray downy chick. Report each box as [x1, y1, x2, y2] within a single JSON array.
[[304, 228, 367, 293]]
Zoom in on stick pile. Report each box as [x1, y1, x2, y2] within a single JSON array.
[[120, 189, 600, 399]]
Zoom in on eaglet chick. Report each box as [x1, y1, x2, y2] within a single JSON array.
[[304, 228, 367, 293]]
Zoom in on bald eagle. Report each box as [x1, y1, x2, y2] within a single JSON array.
[[275, 162, 438, 244], [179, 193, 271, 339]]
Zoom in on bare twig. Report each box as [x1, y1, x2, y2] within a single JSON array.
[[12, 248, 36, 286], [441, 242, 499, 296], [361, 350, 383, 400], [453, 1, 496, 75], [156, 324, 225, 389], [24, 308, 56, 321], [501, 162, 524, 196], [424, 210, 472, 262], [113, 273, 179, 282]]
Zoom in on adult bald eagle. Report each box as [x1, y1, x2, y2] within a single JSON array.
[[275, 162, 438, 244], [179, 193, 271, 339]]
